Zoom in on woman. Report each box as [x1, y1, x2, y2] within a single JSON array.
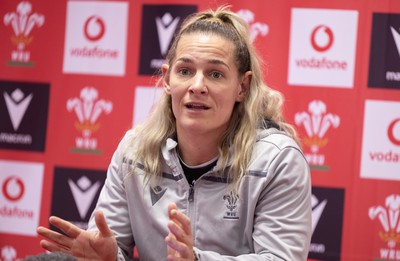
[[37, 6, 311, 261]]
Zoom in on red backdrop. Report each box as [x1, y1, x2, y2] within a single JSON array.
[[1, 0, 400, 260]]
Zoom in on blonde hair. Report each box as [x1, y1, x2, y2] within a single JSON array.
[[125, 6, 298, 191]]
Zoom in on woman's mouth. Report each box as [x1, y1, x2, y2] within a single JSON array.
[[185, 103, 210, 110]]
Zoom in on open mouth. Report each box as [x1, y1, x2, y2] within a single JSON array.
[[185, 103, 210, 110]]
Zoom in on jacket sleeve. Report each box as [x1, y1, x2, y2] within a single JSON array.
[[86, 131, 135, 260], [195, 145, 312, 261], [253, 145, 312, 260]]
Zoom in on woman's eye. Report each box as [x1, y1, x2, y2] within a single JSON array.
[[211, 71, 223, 79], [178, 68, 190, 76]]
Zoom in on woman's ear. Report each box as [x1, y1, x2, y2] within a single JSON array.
[[236, 71, 252, 102], [162, 64, 171, 94]]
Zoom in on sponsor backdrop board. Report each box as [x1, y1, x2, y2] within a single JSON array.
[[0, 0, 399, 260]]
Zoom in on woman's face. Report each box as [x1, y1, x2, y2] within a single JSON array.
[[162, 33, 251, 138]]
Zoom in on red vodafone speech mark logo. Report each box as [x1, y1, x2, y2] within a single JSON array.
[[311, 25, 334, 52], [84, 15, 105, 42], [2, 176, 25, 201], [388, 118, 400, 146]]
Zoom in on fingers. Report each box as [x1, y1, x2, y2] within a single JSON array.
[[39, 239, 70, 253], [165, 235, 194, 261], [165, 233, 190, 256], [168, 203, 192, 235], [165, 203, 194, 260], [94, 210, 114, 238], [167, 220, 186, 242], [48, 216, 81, 239], [37, 226, 73, 250], [168, 202, 178, 216], [165, 233, 178, 253]]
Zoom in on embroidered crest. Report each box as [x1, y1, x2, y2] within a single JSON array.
[[223, 192, 239, 219]]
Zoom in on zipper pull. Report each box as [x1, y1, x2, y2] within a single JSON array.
[[188, 180, 195, 202]]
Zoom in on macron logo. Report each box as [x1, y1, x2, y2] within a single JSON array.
[[390, 26, 400, 57], [150, 185, 167, 206], [311, 194, 327, 234], [68, 176, 101, 219], [4, 89, 33, 131], [155, 13, 180, 56]]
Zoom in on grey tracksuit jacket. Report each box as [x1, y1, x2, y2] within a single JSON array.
[[88, 128, 312, 261]]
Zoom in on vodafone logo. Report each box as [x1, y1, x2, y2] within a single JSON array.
[[288, 9, 358, 88], [388, 118, 400, 146], [63, 1, 128, 76], [84, 15, 105, 42], [2, 176, 24, 201], [0, 160, 44, 236], [311, 25, 334, 52], [361, 100, 400, 181]]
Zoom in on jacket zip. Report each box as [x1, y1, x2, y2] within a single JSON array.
[[188, 179, 195, 202], [188, 179, 196, 247]]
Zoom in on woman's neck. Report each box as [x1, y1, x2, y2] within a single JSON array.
[[176, 130, 220, 166]]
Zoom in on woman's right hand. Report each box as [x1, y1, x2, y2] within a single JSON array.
[[37, 210, 118, 261]]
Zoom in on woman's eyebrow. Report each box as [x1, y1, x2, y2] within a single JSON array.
[[176, 57, 193, 64], [175, 56, 229, 69], [208, 59, 230, 69]]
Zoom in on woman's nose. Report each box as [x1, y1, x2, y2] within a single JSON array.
[[188, 73, 208, 95]]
